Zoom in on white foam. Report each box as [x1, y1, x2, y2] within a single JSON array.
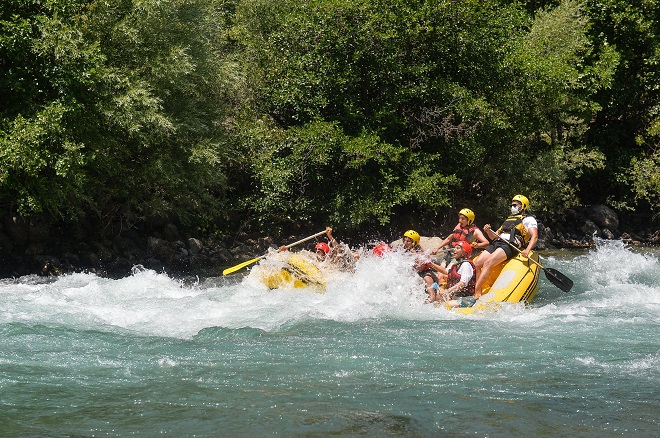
[[0, 242, 658, 338]]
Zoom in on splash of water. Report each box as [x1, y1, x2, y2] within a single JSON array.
[[1, 242, 658, 339]]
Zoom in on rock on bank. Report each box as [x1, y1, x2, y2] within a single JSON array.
[[0, 215, 271, 279], [0, 204, 656, 279]]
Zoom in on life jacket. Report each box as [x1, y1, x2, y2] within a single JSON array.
[[446, 259, 476, 297], [496, 214, 530, 248], [450, 224, 477, 246]]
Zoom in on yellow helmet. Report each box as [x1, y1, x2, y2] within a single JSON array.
[[403, 229, 420, 245], [512, 194, 530, 211], [458, 208, 475, 225]]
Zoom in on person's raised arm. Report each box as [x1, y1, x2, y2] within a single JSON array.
[[431, 235, 452, 255], [430, 261, 448, 275], [471, 228, 490, 249], [325, 226, 341, 252]]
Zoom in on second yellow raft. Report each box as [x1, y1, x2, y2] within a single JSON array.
[[259, 254, 327, 290]]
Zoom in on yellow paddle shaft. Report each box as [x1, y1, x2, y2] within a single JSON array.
[[222, 230, 328, 275]]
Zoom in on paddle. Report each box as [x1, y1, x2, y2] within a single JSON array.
[[485, 227, 573, 292], [222, 230, 328, 275], [432, 247, 454, 254]]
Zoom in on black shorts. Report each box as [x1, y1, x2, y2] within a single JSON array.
[[418, 269, 438, 283], [484, 239, 516, 259]]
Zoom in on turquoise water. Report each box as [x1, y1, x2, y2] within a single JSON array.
[[1, 240, 658, 437]]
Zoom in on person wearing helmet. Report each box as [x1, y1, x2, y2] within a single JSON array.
[[314, 241, 331, 261], [399, 229, 436, 299], [401, 229, 422, 252], [372, 242, 392, 257], [312, 226, 338, 261], [431, 208, 489, 264], [318, 226, 358, 270], [473, 194, 538, 297], [422, 240, 476, 305], [279, 226, 355, 269], [282, 226, 336, 262]]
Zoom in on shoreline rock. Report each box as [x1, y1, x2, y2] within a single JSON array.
[[0, 204, 656, 279]]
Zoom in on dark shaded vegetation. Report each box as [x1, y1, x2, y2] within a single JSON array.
[[1, 0, 658, 247]]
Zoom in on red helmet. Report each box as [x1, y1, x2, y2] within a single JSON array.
[[372, 242, 392, 257], [454, 240, 473, 258], [315, 242, 330, 254]]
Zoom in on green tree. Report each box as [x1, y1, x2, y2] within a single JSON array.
[[477, 0, 614, 216], [582, 0, 660, 210], [0, 0, 234, 231], [234, 120, 456, 232], [234, 0, 616, 227], [233, 0, 525, 229]]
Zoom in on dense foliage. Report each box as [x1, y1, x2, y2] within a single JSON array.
[[0, 0, 658, 238], [0, 0, 233, 230]]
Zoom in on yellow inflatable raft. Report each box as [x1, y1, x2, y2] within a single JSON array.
[[451, 251, 541, 314], [260, 254, 327, 290]]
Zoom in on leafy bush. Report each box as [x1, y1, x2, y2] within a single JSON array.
[[238, 120, 457, 232], [0, 0, 233, 231]]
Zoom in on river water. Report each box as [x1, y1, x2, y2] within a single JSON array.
[[1, 240, 658, 437]]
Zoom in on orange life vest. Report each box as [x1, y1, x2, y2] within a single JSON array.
[[450, 224, 477, 246]]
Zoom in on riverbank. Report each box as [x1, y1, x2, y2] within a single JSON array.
[[0, 204, 657, 279]]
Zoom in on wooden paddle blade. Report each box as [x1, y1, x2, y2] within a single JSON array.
[[544, 267, 573, 292], [222, 257, 262, 276]]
